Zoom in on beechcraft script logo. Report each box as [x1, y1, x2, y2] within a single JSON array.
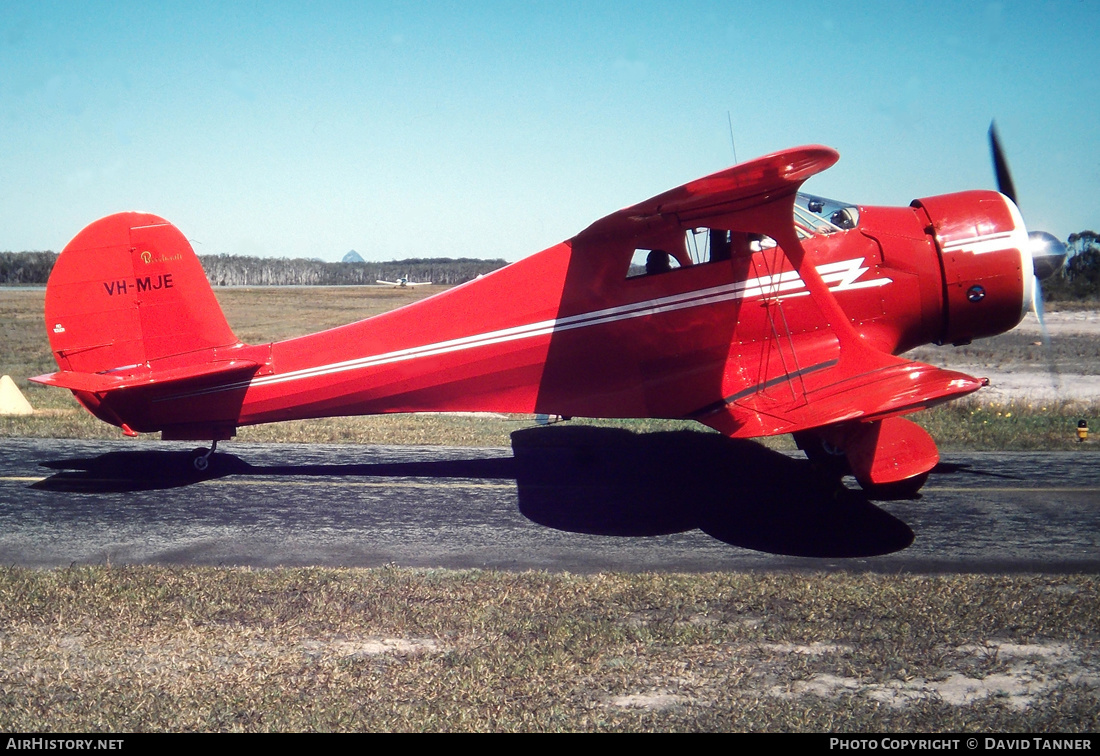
[[139, 250, 183, 265]]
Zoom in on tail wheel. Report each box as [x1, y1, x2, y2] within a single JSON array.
[[188, 441, 219, 474]]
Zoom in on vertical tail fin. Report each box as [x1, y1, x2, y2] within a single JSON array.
[[43, 212, 239, 375]]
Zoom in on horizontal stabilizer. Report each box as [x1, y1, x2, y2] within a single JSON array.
[[31, 359, 260, 394]]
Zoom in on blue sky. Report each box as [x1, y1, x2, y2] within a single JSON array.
[[2, 1, 1097, 261]]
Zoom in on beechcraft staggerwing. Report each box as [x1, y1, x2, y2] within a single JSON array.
[[32, 129, 1064, 494]]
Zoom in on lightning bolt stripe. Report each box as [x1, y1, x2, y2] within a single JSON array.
[[940, 230, 1019, 256]]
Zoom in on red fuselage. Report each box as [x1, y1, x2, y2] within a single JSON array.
[[60, 189, 1027, 443]]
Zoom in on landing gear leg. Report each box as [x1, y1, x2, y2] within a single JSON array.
[[796, 418, 937, 499]]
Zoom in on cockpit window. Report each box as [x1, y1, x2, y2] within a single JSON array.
[[626, 247, 682, 277], [626, 228, 773, 278], [625, 195, 858, 279], [795, 193, 859, 237]]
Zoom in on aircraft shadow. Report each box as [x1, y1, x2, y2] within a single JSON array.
[[33, 427, 914, 558], [509, 427, 913, 558], [33, 448, 516, 493]]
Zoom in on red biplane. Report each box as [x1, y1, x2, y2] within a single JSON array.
[[32, 130, 1064, 495]]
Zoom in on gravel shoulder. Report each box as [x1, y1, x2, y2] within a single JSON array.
[[907, 310, 1100, 402]]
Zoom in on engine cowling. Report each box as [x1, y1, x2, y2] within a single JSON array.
[[911, 190, 1031, 346]]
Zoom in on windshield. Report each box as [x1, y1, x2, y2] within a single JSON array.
[[794, 193, 859, 237]]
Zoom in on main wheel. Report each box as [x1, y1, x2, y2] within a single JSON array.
[[858, 472, 929, 500], [793, 431, 850, 477]]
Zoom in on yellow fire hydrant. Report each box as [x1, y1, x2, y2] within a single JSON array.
[[1078, 419, 1089, 443]]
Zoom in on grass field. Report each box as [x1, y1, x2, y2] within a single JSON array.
[[0, 567, 1097, 732]]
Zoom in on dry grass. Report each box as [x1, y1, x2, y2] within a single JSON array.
[[0, 567, 1096, 732], [214, 285, 446, 343]]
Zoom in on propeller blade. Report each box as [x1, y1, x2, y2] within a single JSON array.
[[988, 122, 1062, 396], [989, 121, 1018, 205], [1031, 273, 1061, 393], [1032, 273, 1047, 332]]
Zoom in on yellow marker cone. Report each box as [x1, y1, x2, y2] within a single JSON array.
[[0, 375, 34, 415]]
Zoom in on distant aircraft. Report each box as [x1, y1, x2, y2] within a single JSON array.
[[376, 276, 431, 288], [32, 127, 1063, 495]]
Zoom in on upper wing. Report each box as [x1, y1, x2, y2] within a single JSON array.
[[576, 146, 839, 241]]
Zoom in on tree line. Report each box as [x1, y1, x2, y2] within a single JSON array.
[[0, 251, 507, 287], [1043, 231, 1100, 301], [0, 250, 56, 284], [198, 254, 506, 286]]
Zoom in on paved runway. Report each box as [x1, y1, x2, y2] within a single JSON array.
[[1, 430, 1097, 572]]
